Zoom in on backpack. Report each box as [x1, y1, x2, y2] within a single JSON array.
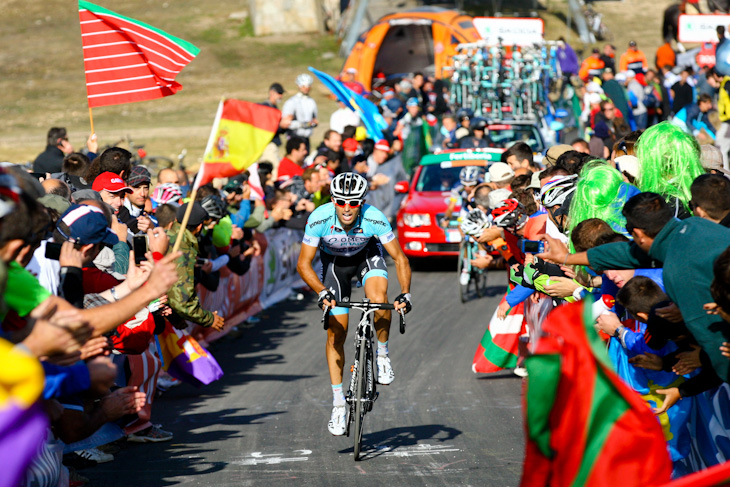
[[643, 85, 659, 109]]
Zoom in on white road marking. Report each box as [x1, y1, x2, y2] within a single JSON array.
[[370, 443, 462, 458], [233, 450, 312, 466]]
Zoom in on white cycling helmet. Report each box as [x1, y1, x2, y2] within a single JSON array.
[[296, 73, 314, 87], [459, 166, 481, 186], [461, 209, 490, 237], [539, 174, 578, 208], [330, 172, 368, 200]]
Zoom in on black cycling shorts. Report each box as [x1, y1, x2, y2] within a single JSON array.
[[320, 239, 388, 315]]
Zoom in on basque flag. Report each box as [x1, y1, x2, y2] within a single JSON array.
[[78, 0, 199, 108]]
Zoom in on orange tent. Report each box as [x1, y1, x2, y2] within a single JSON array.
[[342, 7, 480, 91]]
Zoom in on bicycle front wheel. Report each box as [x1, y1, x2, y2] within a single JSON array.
[[474, 267, 488, 298], [353, 337, 367, 460]]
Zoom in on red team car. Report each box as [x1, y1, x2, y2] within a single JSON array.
[[395, 148, 505, 259]]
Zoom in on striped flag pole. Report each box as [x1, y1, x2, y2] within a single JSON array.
[[89, 106, 95, 135]]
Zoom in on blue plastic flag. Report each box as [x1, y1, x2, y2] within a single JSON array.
[[308, 67, 386, 140]]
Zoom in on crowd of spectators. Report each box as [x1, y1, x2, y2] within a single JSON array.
[[2, 120, 326, 484], [455, 121, 730, 477], [10, 38, 730, 481], [2, 67, 441, 484]]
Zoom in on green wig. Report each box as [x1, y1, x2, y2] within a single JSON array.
[[568, 161, 630, 250], [635, 122, 704, 212]]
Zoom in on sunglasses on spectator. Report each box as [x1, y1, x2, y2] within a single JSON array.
[[604, 107, 615, 112], [333, 198, 362, 208]]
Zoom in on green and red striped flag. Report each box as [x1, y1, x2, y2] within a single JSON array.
[[78, 1, 199, 108], [195, 99, 281, 188], [521, 300, 673, 487], [472, 295, 524, 373]]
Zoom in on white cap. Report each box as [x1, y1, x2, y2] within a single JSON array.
[[624, 70, 636, 78], [488, 162, 515, 183], [488, 188, 512, 209], [586, 81, 603, 94], [587, 92, 603, 105], [615, 155, 639, 180]]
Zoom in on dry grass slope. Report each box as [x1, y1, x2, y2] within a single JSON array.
[[0, 0, 342, 165], [0, 0, 689, 165]]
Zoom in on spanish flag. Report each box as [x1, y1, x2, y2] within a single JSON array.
[[196, 99, 281, 188]]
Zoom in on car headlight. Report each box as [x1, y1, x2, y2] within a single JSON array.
[[403, 213, 432, 227]]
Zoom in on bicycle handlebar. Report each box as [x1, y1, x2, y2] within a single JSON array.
[[336, 302, 395, 310], [321, 302, 407, 334]]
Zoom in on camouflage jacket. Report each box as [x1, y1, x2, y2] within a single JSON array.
[[166, 222, 214, 327]]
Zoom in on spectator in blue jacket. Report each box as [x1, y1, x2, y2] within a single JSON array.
[[671, 93, 717, 141]]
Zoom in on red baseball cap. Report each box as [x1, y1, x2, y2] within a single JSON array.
[[374, 139, 390, 152], [92, 171, 132, 193], [342, 138, 359, 152]]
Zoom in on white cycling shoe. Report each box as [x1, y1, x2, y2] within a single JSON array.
[[328, 406, 347, 436], [377, 355, 395, 385], [459, 270, 470, 286]]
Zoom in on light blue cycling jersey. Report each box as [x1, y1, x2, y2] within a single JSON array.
[[449, 184, 476, 220], [302, 203, 396, 256]]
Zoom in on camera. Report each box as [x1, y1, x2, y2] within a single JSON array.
[[133, 235, 148, 265], [520, 239, 545, 254]]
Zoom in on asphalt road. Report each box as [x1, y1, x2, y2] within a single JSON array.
[[87, 261, 525, 486]]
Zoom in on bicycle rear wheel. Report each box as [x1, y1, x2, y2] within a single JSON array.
[[458, 243, 469, 303], [352, 336, 367, 460]]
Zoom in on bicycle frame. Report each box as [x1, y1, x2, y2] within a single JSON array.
[[322, 300, 405, 460], [458, 235, 489, 303]]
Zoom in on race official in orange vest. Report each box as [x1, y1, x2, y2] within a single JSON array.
[[579, 48, 606, 82], [619, 40, 649, 75]]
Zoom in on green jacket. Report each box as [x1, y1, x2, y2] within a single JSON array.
[[166, 222, 214, 327], [586, 217, 730, 381]]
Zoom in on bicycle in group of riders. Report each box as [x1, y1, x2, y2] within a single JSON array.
[[297, 172, 413, 436]]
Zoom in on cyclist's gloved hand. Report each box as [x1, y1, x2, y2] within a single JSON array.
[[394, 293, 412, 314], [318, 289, 336, 310]]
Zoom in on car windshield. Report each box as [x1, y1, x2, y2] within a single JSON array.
[[487, 124, 544, 152], [415, 165, 483, 192]]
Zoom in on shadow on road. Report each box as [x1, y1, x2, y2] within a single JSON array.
[[338, 424, 462, 460], [476, 371, 522, 381], [85, 296, 315, 485]]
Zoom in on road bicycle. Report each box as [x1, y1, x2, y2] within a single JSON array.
[[458, 235, 489, 303], [322, 300, 406, 461]]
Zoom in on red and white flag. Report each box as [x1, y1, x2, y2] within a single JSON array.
[[78, 1, 199, 108]]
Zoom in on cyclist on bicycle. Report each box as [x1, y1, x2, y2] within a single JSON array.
[[441, 166, 483, 227], [297, 172, 412, 436]]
